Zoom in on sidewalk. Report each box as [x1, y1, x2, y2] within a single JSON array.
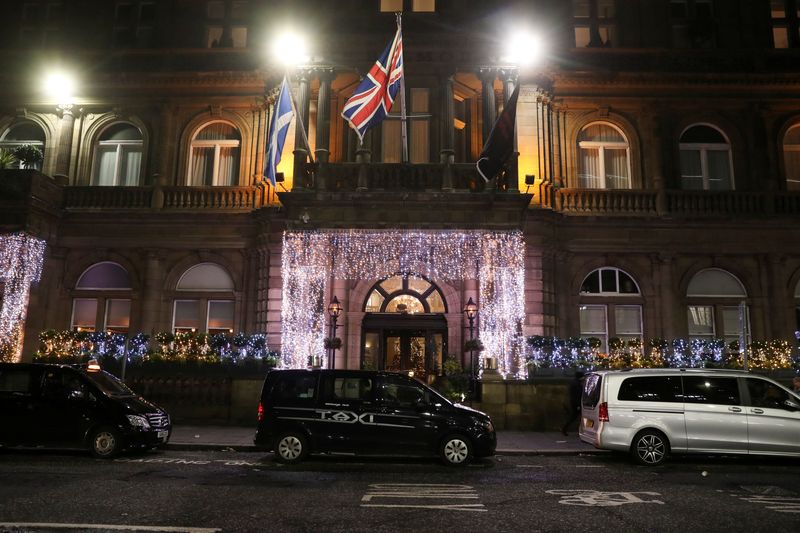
[[167, 425, 602, 455]]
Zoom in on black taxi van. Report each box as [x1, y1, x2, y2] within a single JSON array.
[[254, 369, 496, 465], [0, 361, 171, 458]]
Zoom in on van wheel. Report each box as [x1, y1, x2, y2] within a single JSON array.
[[274, 432, 308, 464], [440, 435, 472, 466], [631, 430, 669, 466], [90, 427, 122, 459]]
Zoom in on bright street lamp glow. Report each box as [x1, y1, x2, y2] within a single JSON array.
[[501, 30, 545, 67], [271, 30, 311, 66], [42, 70, 77, 104]]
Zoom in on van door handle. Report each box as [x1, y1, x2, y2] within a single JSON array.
[[728, 406, 742, 413], [751, 408, 764, 414]]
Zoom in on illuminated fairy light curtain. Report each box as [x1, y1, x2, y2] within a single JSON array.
[[281, 229, 526, 377], [0, 232, 46, 362]]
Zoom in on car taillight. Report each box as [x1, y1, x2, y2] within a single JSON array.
[[598, 402, 609, 422], [257, 402, 264, 422]]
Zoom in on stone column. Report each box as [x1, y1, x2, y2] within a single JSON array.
[[255, 238, 270, 333], [54, 104, 76, 180], [440, 73, 455, 191], [140, 251, 162, 335], [656, 253, 677, 340], [292, 70, 311, 191], [315, 68, 334, 191], [479, 68, 497, 144], [500, 69, 519, 192]]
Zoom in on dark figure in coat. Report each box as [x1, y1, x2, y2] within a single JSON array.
[[561, 371, 585, 436]]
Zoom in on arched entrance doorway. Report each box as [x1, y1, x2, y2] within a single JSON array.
[[361, 274, 447, 381]]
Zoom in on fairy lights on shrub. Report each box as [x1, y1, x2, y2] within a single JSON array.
[[281, 229, 526, 377], [0, 232, 46, 362], [526, 335, 797, 371]]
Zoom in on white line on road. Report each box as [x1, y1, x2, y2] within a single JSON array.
[[361, 504, 487, 512], [516, 465, 544, 468], [361, 483, 486, 512], [574, 465, 605, 468], [0, 523, 220, 532]]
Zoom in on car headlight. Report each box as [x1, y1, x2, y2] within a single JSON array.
[[478, 419, 494, 433], [127, 415, 150, 430]]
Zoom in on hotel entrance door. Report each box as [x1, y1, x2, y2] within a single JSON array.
[[361, 315, 447, 381]]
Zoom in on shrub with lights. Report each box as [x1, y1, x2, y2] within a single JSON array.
[[35, 330, 279, 371], [526, 335, 798, 372]]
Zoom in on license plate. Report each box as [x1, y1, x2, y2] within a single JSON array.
[[584, 418, 594, 428], [157, 430, 169, 440]]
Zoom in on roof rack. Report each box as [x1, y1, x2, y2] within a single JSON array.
[[617, 367, 749, 373]]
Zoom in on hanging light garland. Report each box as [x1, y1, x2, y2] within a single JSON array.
[[281, 229, 526, 377], [0, 232, 46, 362]]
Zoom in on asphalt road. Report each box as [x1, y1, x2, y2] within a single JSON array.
[[1, 449, 799, 533]]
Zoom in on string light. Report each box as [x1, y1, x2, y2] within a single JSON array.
[[281, 229, 527, 377], [0, 232, 46, 362]]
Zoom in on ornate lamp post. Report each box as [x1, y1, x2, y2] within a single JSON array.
[[463, 297, 478, 390], [327, 295, 342, 370]]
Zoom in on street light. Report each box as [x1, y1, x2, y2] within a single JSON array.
[[501, 28, 545, 68], [42, 69, 77, 104], [463, 297, 479, 392], [270, 29, 311, 66], [327, 295, 342, 370]]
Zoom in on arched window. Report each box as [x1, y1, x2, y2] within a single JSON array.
[[0, 121, 46, 170], [173, 262, 235, 333], [578, 267, 642, 351], [363, 274, 446, 314], [93, 123, 143, 186], [686, 268, 748, 344], [71, 262, 132, 334], [188, 122, 240, 186], [679, 124, 734, 190], [783, 124, 800, 191], [577, 123, 631, 189]]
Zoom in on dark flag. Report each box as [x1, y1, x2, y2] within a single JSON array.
[[476, 84, 520, 182]]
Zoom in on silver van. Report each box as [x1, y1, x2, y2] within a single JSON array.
[[579, 368, 800, 465]]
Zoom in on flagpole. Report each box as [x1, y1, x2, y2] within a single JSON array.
[[396, 12, 408, 164], [283, 71, 316, 164]]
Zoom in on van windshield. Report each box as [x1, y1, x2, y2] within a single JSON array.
[[84, 370, 135, 398]]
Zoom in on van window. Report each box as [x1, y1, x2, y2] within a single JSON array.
[[378, 376, 426, 408], [582, 374, 602, 408], [42, 369, 88, 399], [682, 376, 740, 405], [0, 368, 34, 394], [272, 373, 318, 403], [618, 376, 682, 402], [320, 376, 374, 402], [745, 378, 792, 410]]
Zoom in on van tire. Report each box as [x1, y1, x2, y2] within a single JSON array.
[[631, 429, 669, 466], [440, 434, 472, 466], [90, 426, 122, 458], [274, 432, 308, 464]]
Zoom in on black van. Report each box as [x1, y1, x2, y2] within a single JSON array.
[[0, 362, 171, 458], [254, 369, 496, 465]]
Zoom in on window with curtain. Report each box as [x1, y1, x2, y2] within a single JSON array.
[[188, 122, 240, 186], [783, 124, 800, 190], [572, 0, 616, 48], [577, 123, 631, 189], [579, 267, 642, 351], [93, 123, 143, 186], [686, 268, 748, 345], [0, 121, 46, 170], [382, 88, 429, 163], [71, 262, 132, 333], [679, 124, 733, 191], [173, 262, 236, 333], [771, 0, 800, 48]]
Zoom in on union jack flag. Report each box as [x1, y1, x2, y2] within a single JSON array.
[[341, 23, 403, 142]]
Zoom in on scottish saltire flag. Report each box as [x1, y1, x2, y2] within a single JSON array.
[[265, 77, 294, 187], [341, 23, 403, 142]]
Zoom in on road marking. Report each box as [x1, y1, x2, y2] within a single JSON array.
[[574, 465, 604, 468], [0, 523, 219, 532], [546, 490, 664, 507], [114, 457, 260, 467], [361, 483, 486, 512], [516, 465, 544, 468], [736, 495, 800, 514]]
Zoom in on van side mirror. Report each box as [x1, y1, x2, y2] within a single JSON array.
[[783, 399, 800, 411], [68, 389, 85, 401]]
